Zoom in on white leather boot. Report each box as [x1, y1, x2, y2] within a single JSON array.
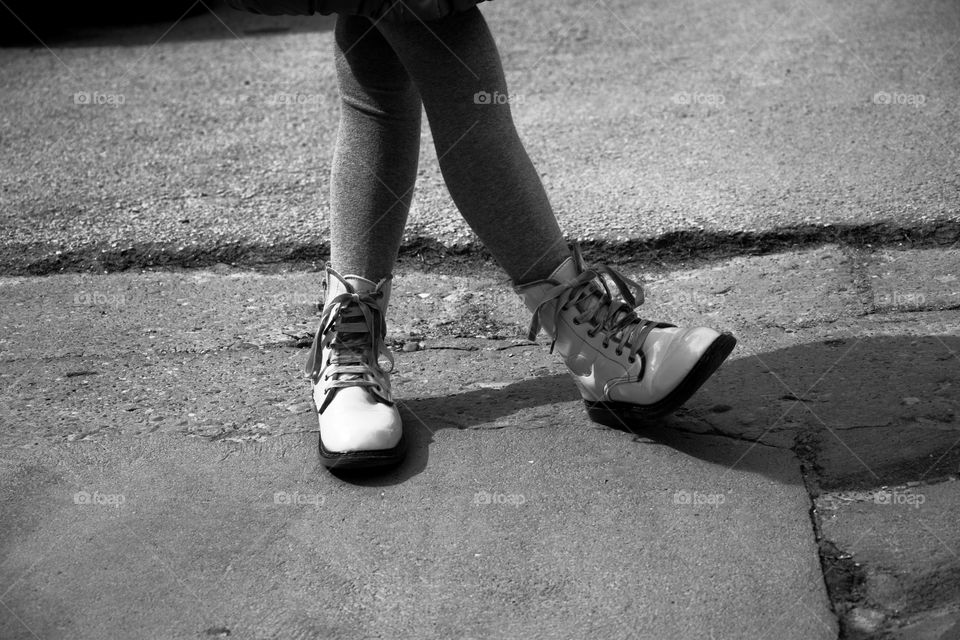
[[305, 267, 404, 469], [515, 246, 736, 425]]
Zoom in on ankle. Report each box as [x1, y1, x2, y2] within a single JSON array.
[[511, 245, 572, 286]]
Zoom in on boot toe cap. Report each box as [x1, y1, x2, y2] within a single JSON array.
[[316, 387, 403, 453], [646, 326, 722, 396]]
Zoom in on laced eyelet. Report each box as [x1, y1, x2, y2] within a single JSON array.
[[572, 318, 581, 325], [602, 341, 610, 349], [628, 356, 637, 363]]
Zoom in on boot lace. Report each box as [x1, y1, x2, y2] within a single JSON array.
[[304, 269, 394, 413], [526, 247, 674, 370]]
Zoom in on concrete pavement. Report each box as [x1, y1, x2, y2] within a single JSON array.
[[0, 424, 831, 639], [2, 244, 958, 638], [1, 0, 959, 636]]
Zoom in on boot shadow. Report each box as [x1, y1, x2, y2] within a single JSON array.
[[677, 334, 960, 490]]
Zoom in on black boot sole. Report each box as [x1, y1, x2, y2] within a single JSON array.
[[584, 332, 737, 427], [319, 434, 407, 471]]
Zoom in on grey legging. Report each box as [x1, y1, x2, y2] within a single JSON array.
[[329, 7, 569, 284]]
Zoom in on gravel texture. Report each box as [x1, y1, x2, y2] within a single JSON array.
[[1, 0, 958, 273]]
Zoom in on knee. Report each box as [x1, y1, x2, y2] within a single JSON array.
[[340, 63, 420, 121], [339, 73, 420, 123], [335, 18, 420, 122]]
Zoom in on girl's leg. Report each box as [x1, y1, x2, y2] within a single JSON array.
[[311, 15, 417, 469], [330, 15, 422, 281], [375, 9, 570, 284], [376, 10, 736, 427]]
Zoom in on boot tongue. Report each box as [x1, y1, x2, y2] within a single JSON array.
[[305, 269, 393, 383], [330, 303, 374, 379], [578, 280, 635, 334], [324, 271, 386, 372]]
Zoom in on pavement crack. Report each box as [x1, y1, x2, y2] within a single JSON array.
[[698, 429, 786, 449], [865, 302, 960, 315], [828, 423, 896, 432], [670, 414, 789, 449]]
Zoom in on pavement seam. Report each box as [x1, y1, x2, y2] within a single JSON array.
[[4, 219, 959, 276]]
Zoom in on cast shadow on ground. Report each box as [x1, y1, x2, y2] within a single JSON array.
[[0, 0, 333, 48], [336, 335, 959, 489]]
